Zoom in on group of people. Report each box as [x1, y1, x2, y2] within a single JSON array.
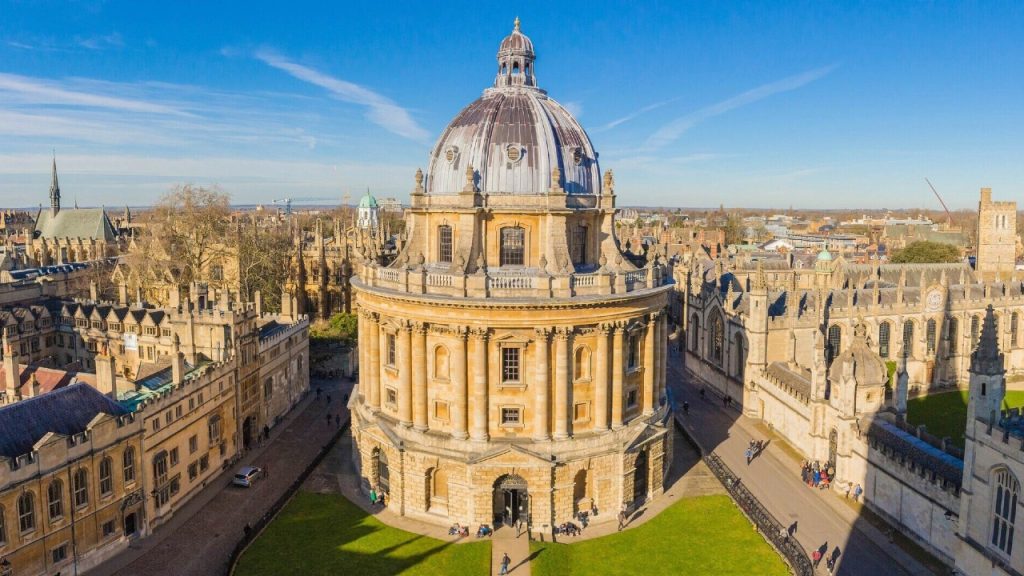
[[368, 488, 388, 507], [800, 460, 835, 490], [555, 521, 582, 536], [811, 543, 842, 575], [745, 439, 767, 465], [447, 523, 470, 537]]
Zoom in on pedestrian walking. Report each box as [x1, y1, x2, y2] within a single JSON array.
[[343, 392, 350, 403], [499, 552, 511, 575], [326, 394, 332, 405], [788, 520, 798, 537], [722, 395, 728, 407], [699, 387, 706, 400], [617, 509, 627, 531], [812, 549, 823, 568], [745, 447, 753, 465], [326, 413, 332, 427], [853, 483, 863, 502], [682, 400, 689, 414]]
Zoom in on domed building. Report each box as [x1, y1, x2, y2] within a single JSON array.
[[350, 19, 673, 535]]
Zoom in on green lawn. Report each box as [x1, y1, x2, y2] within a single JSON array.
[[907, 390, 1024, 448], [235, 492, 490, 576], [530, 495, 788, 576]]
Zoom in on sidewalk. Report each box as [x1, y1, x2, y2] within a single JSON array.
[[668, 357, 937, 576], [90, 377, 351, 576]]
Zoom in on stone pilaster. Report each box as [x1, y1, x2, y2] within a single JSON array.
[[534, 328, 551, 441], [470, 328, 490, 442], [643, 314, 656, 415], [398, 321, 413, 426], [594, 324, 611, 430], [368, 312, 381, 410], [451, 327, 469, 439], [554, 328, 571, 439], [412, 322, 428, 431], [611, 325, 624, 428]]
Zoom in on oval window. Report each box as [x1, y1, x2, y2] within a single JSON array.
[[506, 145, 522, 163], [572, 147, 584, 165], [444, 146, 459, 163]]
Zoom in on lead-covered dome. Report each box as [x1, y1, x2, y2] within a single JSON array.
[[425, 19, 601, 196]]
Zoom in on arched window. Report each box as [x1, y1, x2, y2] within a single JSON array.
[[826, 324, 842, 365], [73, 468, 89, 508], [571, 225, 587, 265], [878, 322, 891, 358], [428, 467, 448, 510], [710, 314, 725, 365], [499, 227, 525, 266], [689, 314, 700, 352], [99, 456, 113, 496], [437, 225, 453, 264], [47, 480, 63, 520], [992, 468, 1020, 555], [17, 491, 34, 533], [1013, 313, 1019, 349], [926, 319, 937, 355], [971, 315, 981, 351], [574, 347, 591, 381], [123, 447, 136, 483], [733, 333, 746, 380], [948, 317, 959, 354], [433, 345, 450, 381], [902, 320, 914, 357]]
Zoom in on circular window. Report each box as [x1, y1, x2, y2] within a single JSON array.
[[572, 147, 584, 165], [444, 146, 459, 163], [506, 145, 522, 163]]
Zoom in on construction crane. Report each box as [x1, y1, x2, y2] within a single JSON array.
[[925, 178, 953, 228], [273, 198, 292, 215]]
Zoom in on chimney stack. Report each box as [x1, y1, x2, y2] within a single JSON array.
[[118, 282, 128, 305], [94, 346, 119, 400], [3, 337, 21, 400], [254, 290, 263, 317], [172, 335, 185, 385], [26, 373, 39, 399], [89, 280, 98, 302]]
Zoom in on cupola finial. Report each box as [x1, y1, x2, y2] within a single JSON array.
[[514, 16, 520, 31]]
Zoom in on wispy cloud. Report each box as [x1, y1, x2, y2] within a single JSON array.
[[77, 32, 124, 50], [562, 101, 584, 119], [254, 49, 429, 141], [0, 72, 190, 116], [644, 65, 837, 150], [596, 98, 680, 132]]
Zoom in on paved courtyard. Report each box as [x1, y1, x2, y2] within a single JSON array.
[[90, 377, 352, 576]]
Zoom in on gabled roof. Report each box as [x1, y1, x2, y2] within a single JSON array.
[[0, 383, 127, 458], [32, 207, 116, 242]]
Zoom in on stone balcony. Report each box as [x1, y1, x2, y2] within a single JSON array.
[[358, 263, 670, 300]]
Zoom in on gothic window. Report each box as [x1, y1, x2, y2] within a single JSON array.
[[827, 324, 842, 365], [710, 314, 725, 366], [438, 225, 453, 264], [501, 347, 521, 383], [17, 491, 34, 533], [499, 227, 525, 266], [574, 347, 591, 381], [689, 314, 700, 352], [571, 225, 588, 265], [902, 320, 914, 357], [948, 317, 959, 354], [926, 319, 937, 355], [878, 322, 891, 358], [73, 468, 89, 508], [99, 457, 113, 496], [992, 468, 1019, 556], [123, 447, 136, 483], [971, 316, 980, 351], [733, 333, 745, 380], [47, 480, 64, 520], [153, 452, 169, 486], [1013, 313, 1019, 348]]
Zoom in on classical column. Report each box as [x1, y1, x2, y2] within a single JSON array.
[[451, 328, 469, 439], [594, 324, 610, 430], [659, 313, 668, 404], [357, 311, 367, 397], [553, 328, 571, 439], [470, 328, 490, 442], [533, 328, 551, 441], [643, 314, 656, 415], [368, 313, 381, 410], [412, 323, 428, 431], [611, 325, 624, 428], [398, 322, 413, 426]]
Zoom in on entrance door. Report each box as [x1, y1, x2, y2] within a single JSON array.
[[493, 475, 529, 527], [243, 416, 254, 449], [124, 513, 137, 536], [633, 450, 649, 506]]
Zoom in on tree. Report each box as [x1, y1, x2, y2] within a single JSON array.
[[141, 185, 232, 289], [310, 312, 358, 346], [236, 225, 291, 313], [723, 213, 745, 246], [890, 241, 961, 264]]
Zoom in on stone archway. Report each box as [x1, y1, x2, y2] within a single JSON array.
[[493, 474, 529, 528], [632, 450, 649, 506]]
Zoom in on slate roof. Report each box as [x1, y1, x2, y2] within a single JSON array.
[[0, 383, 128, 459], [32, 207, 116, 241]]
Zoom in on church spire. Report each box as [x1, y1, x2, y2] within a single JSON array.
[[49, 155, 61, 215]]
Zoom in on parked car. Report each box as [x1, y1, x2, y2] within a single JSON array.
[[233, 466, 263, 488]]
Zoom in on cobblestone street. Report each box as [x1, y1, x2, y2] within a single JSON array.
[[90, 377, 353, 576]]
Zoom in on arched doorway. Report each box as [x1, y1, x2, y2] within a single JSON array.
[[633, 450, 649, 506], [374, 448, 390, 494], [492, 474, 529, 528], [242, 416, 255, 449]]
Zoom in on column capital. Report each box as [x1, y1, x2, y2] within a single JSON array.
[[469, 327, 490, 340], [553, 327, 573, 340], [397, 319, 413, 332], [534, 327, 552, 339], [596, 322, 614, 335], [412, 321, 428, 336]]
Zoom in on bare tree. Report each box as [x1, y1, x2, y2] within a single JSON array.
[[143, 185, 232, 290], [236, 225, 291, 313]]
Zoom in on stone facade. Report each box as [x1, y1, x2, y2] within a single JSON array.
[[976, 187, 1018, 282], [350, 21, 672, 536]]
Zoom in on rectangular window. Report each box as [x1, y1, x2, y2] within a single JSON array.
[[438, 225, 453, 263], [103, 520, 116, 537], [165, 412, 172, 426], [175, 405, 183, 419], [386, 388, 397, 405], [499, 227, 525, 266], [188, 462, 198, 480], [501, 407, 521, 425], [152, 419, 160, 432], [199, 455, 210, 472], [628, 334, 640, 369], [387, 334, 397, 366], [189, 435, 198, 454], [573, 402, 589, 422], [501, 347, 520, 383], [627, 389, 638, 408], [170, 476, 180, 496], [433, 401, 449, 422], [99, 459, 113, 495], [170, 447, 179, 467], [571, 225, 587, 265], [52, 544, 68, 564]]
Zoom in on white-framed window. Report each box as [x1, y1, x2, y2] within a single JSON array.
[[499, 227, 525, 266], [992, 468, 1019, 556], [386, 333, 397, 366], [501, 347, 521, 383], [500, 406, 522, 426], [438, 225, 453, 264]]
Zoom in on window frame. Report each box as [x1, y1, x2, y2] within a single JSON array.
[[501, 346, 522, 384], [499, 226, 525, 267], [437, 225, 453, 264]]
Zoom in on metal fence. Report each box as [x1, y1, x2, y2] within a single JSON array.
[[702, 449, 815, 576], [225, 422, 350, 575]]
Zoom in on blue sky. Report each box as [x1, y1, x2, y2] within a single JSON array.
[[0, 1, 1021, 209]]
